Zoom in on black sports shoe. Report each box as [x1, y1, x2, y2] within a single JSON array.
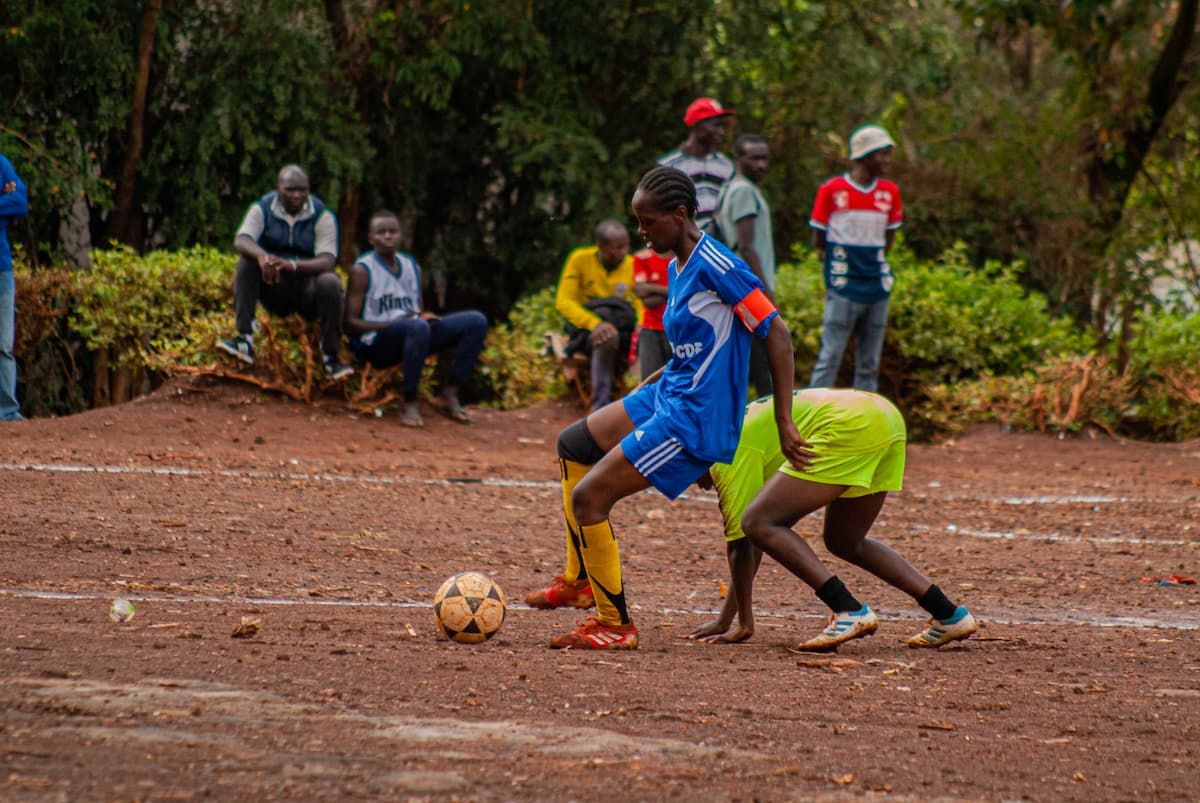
[[323, 356, 354, 381], [217, 335, 255, 365]]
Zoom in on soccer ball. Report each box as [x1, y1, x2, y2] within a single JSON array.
[[108, 598, 135, 623], [432, 571, 507, 644]]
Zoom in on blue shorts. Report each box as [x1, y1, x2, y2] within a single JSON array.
[[621, 386, 712, 500]]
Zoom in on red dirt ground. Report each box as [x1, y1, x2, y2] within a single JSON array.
[[1, 377, 1198, 802]]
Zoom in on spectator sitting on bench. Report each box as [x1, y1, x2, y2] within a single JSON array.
[[555, 219, 642, 411], [343, 210, 488, 427]]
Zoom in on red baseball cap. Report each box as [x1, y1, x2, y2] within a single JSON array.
[[684, 97, 735, 128]]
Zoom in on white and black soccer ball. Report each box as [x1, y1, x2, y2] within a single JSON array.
[[432, 571, 507, 644]]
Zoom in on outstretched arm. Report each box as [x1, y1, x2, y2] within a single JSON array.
[[687, 537, 762, 643]]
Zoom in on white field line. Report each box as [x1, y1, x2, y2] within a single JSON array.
[[0, 461, 552, 489], [3, 462, 1195, 547], [909, 522, 1193, 547], [2, 461, 1197, 509], [3, 462, 1195, 550], [0, 587, 1195, 631]]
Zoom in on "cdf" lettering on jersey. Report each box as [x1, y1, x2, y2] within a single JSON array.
[[672, 341, 705, 359]]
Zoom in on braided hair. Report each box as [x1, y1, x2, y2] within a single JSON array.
[[636, 166, 698, 219]]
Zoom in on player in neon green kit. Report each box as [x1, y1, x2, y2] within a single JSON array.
[[687, 388, 978, 650]]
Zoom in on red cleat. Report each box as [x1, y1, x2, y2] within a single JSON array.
[[550, 617, 639, 650], [524, 576, 595, 609]]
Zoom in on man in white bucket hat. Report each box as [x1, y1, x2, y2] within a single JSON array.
[[807, 124, 903, 392]]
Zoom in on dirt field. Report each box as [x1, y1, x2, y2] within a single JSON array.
[[1, 377, 1198, 802]]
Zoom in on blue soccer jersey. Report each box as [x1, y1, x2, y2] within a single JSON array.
[[650, 234, 777, 464]]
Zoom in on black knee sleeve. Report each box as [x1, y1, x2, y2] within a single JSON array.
[[557, 419, 606, 465]]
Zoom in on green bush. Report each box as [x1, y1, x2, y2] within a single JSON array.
[[888, 243, 1088, 384], [908, 289, 1200, 441], [477, 285, 572, 409], [915, 355, 1131, 438], [11, 244, 1198, 441], [72, 245, 232, 369], [774, 241, 1088, 426], [13, 264, 89, 417], [1123, 310, 1200, 439], [770, 248, 827, 367]]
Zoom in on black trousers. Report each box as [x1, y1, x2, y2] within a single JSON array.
[[234, 255, 345, 357]]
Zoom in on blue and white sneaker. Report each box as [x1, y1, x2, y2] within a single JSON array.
[[795, 604, 878, 652], [217, 334, 255, 365], [908, 606, 978, 648]]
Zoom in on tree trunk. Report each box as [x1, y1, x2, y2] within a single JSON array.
[[107, 0, 164, 246], [92, 349, 111, 408], [339, 181, 360, 271], [111, 365, 132, 405], [60, 193, 92, 270], [1081, 0, 1197, 332]]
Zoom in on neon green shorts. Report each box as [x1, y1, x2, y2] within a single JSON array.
[[711, 389, 906, 542], [711, 445, 777, 543]]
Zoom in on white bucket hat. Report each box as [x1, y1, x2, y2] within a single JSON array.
[[848, 125, 896, 160]]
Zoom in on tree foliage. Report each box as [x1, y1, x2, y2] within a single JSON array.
[[0, 0, 1196, 358], [1, 0, 723, 318]]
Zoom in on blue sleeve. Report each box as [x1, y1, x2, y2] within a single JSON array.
[[709, 258, 775, 337], [707, 255, 764, 308], [0, 157, 28, 220]]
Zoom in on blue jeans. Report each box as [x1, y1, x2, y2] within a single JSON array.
[[0, 271, 21, 420], [808, 290, 889, 392], [352, 310, 488, 400]]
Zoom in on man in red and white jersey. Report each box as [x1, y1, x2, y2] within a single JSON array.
[[808, 125, 903, 392]]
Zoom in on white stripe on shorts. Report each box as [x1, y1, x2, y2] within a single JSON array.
[[634, 438, 684, 477]]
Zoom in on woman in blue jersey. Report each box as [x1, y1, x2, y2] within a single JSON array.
[[526, 166, 811, 650]]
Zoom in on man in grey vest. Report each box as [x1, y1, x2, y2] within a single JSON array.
[[218, 164, 353, 380]]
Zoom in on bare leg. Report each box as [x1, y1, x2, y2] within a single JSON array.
[[581, 398, 638, 454], [822, 493, 932, 598], [740, 473, 848, 590], [572, 444, 650, 526]]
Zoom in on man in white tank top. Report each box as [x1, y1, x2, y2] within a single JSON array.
[[344, 210, 488, 427]]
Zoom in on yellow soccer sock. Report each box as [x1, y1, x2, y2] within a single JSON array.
[[560, 458, 590, 583], [578, 519, 630, 626]]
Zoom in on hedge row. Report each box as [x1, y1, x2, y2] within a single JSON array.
[[13, 244, 1200, 440]]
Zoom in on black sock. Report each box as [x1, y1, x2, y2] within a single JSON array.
[[917, 584, 958, 621], [815, 576, 863, 614]]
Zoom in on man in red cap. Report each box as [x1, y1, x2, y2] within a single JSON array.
[[657, 97, 736, 235]]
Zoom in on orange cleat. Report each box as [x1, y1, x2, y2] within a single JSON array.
[[524, 575, 595, 610], [549, 617, 638, 650]]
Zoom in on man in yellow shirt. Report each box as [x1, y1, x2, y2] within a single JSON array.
[[555, 219, 643, 410]]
